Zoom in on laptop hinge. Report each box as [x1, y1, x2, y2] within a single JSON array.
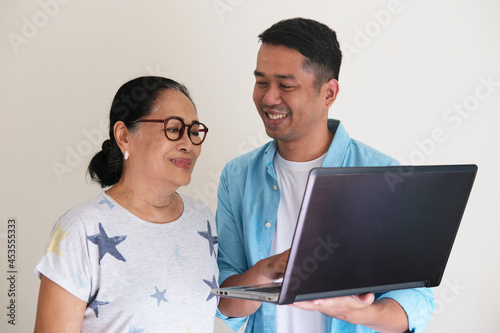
[[292, 281, 427, 303]]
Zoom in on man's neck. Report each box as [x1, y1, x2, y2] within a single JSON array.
[[277, 129, 333, 162]]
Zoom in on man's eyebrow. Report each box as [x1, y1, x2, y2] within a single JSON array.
[[254, 70, 265, 77], [254, 70, 297, 81]]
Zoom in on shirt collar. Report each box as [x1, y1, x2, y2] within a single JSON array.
[[263, 118, 349, 174], [264, 140, 278, 180], [323, 119, 350, 167]]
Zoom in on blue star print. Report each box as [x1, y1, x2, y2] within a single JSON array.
[[87, 288, 109, 318], [150, 286, 168, 307], [203, 275, 218, 301], [173, 244, 187, 266], [198, 220, 218, 257], [128, 324, 146, 333], [88, 223, 127, 264], [98, 197, 115, 210]]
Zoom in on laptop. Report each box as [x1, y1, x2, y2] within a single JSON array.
[[212, 164, 477, 305]]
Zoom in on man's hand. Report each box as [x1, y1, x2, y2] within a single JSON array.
[[258, 249, 290, 281], [291, 293, 375, 322], [218, 249, 290, 318], [291, 294, 409, 333]]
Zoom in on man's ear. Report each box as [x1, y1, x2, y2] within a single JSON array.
[[324, 78, 340, 108], [113, 121, 130, 154]]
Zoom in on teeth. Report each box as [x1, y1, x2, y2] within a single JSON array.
[[172, 160, 189, 165], [268, 113, 286, 120]]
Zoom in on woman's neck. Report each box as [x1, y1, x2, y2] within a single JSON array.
[[105, 181, 184, 224]]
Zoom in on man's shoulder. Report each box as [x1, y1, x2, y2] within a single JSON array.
[[223, 141, 275, 173], [346, 138, 400, 166]]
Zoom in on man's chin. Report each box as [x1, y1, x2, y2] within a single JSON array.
[[264, 128, 288, 141]]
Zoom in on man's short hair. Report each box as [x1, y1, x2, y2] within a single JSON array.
[[258, 17, 342, 88]]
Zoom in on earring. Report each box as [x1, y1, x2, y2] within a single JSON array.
[[124, 150, 129, 160]]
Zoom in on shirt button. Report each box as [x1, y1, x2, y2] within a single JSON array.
[[273, 185, 278, 190], [266, 222, 271, 228]]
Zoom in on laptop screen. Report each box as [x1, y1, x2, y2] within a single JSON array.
[[279, 165, 477, 304]]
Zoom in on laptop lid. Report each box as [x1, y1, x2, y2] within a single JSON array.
[[278, 164, 477, 304]]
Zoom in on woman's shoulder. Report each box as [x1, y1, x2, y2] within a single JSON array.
[[56, 193, 113, 229], [179, 194, 214, 220]]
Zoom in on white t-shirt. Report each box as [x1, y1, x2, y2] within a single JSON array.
[[272, 153, 328, 333], [35, 193, 218, 333]]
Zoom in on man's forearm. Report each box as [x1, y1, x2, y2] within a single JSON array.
[[361, 298, 409, 333], [218, 274, 264, 318]]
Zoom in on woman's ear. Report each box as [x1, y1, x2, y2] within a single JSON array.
[[324, 78, 340, 108], [113, 121, 130, 154]]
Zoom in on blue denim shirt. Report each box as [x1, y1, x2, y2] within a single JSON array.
[[216, 119, 435, 333]]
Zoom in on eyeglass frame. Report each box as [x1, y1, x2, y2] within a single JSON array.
[[137, 116, 209, 145]]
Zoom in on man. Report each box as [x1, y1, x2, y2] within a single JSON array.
[[216, 17, 434, 333]]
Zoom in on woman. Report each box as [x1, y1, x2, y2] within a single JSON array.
[[34, 76, 218, 332]]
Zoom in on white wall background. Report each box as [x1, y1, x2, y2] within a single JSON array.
[[1, 0, 499, 332]]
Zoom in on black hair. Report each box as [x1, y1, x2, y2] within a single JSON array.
[[258, 17, 342, 88], [87, 76, 194, 188]]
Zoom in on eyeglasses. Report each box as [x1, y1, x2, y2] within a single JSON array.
[[138, 116, 209, 145]]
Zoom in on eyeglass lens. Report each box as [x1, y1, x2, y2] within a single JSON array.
[[165, 118, 207, 145]]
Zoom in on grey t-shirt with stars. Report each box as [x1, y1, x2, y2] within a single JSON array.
[[35, 193, 219, 333]]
